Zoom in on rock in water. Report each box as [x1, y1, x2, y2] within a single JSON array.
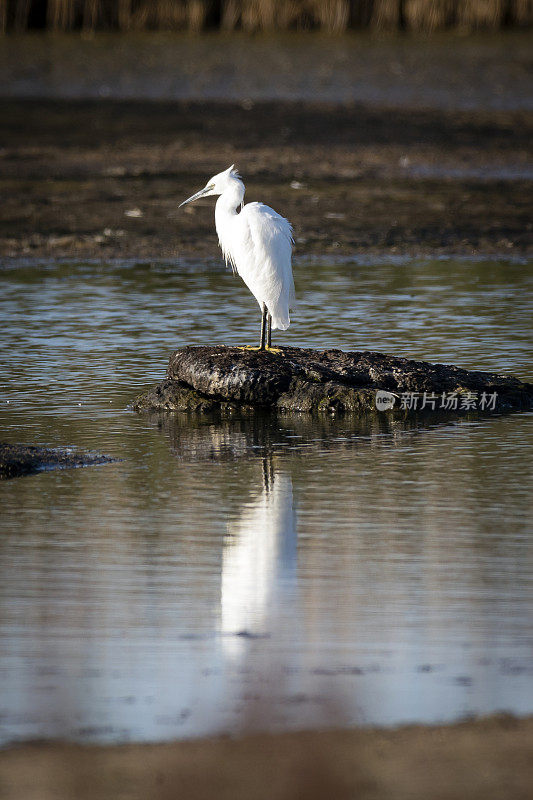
[[0, 443, 119, 480], [133, 346, 533, 415]]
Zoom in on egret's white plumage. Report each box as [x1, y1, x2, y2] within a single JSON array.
[[180, 165, 295, 347]]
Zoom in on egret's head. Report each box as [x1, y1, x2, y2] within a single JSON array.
[[179, 165, 241, 207]]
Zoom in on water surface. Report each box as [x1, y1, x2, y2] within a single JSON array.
[[2, 32, 532, 110], [0, 255, 532, 744]]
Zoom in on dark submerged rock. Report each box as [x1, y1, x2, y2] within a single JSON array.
[[133, 346, 533, 415], [0, 442, 119, 480]]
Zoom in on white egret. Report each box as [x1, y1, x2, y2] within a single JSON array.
[[179, 165, 295, 350]]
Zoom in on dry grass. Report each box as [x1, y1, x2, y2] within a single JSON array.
[[0, 0, 8, 32], [369, 0, 402, 28], [457, 0, 506, 29], [403, 0, 453, 31], [0, 0, 531, 32]]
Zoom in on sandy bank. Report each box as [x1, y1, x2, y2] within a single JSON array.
[[1, 714, 532, 800]]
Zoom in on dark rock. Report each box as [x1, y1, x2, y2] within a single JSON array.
[[133, 345, 533, 415], [0, 442, 119, 480]]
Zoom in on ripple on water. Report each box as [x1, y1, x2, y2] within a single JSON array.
[[0, 256, 532, 744]]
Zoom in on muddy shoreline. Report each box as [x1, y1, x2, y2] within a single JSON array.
[[1, 98, 531, 261], [1, 714, 532, 800]]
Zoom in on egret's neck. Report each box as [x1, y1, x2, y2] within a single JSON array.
[[215, 177, 245, 220]]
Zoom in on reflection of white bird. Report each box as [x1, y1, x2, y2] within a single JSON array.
[[179, 165, 295, 350], [221, 466, 296, 656]]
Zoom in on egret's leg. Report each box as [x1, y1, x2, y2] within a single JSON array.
[[259, 304, 268, 351], [237, 306, 279, 352]]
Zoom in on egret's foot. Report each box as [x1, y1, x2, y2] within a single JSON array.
[[236, 345, 282, 354]]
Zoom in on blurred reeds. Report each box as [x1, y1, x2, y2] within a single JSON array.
[[1, 0, 531, 33]]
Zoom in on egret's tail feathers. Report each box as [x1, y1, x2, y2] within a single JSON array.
[[270, 313, 290, 331]]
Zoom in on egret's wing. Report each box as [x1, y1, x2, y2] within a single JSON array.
[[235, 202, 295, 329]]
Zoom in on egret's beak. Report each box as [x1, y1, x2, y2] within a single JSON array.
[[179, 186, 211, 208]]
